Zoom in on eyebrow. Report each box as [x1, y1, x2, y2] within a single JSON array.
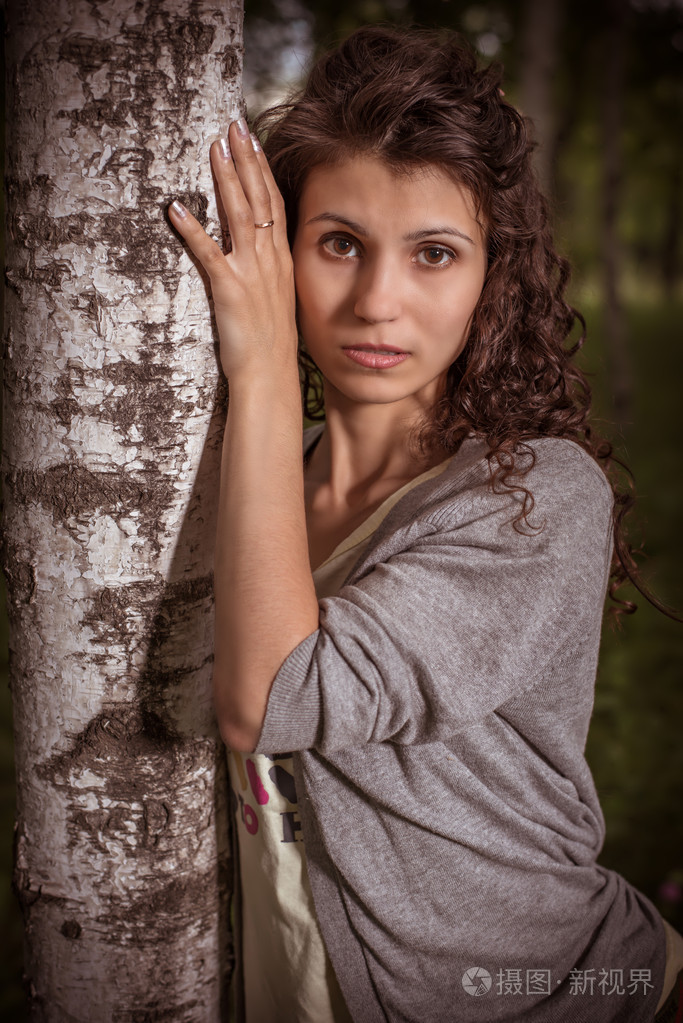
[[305, 212, 476, 247]]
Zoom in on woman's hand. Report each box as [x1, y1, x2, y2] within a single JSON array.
[[168, 118, 298, 380]]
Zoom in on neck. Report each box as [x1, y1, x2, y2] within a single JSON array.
[[305, 390, 446, 505]]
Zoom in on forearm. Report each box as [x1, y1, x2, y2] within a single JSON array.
[[212, 358, 319, 751], [167, 119, 314, 750]]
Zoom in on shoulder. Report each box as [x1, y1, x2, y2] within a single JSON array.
[[419, 436, 613, 525], [344, 436, 613, 579], [510, 437, 615, 526], [388, 437, 614, 565], [524, 437, 613, 501]]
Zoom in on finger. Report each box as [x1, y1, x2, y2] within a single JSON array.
[[228, 119, 272, 218], [249, 137, 289, 250], [224, 119, 275, 240], [209, 147, 233, 255], [168, 199, 229, 283], [209, 134, 267, 254]]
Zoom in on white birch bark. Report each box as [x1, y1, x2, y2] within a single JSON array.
[[2, 0, 243, 1018]]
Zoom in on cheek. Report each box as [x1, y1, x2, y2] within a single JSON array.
[[438, 283, 483, 333], [294, 273, 331, 353], [295, 282, 323, 333], [296, 263, 346, 332], [292, 258, 317, 324]]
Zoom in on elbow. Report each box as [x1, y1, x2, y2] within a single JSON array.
[[219, 715, 260, 754], [214, 680, 265, 753]]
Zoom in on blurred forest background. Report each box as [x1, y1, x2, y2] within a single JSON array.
[[2, 0, 682, 1014]]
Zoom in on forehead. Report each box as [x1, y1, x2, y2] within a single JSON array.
[[297, 154, 485, 241]]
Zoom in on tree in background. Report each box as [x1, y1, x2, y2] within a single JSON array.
[[600, 0, 632, 424], [520, 0, 561, 197], [2, 0, 242, 1017]]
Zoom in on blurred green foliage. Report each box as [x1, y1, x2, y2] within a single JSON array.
[[580, 298, 683, 933]]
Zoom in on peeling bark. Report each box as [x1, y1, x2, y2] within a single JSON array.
[[2, 1, 243, 1018]]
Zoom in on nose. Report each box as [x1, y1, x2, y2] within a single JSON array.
[[353, 258, 402, 324]]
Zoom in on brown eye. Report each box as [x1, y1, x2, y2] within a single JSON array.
[[323, 236, 358, 258], [418, 246, 453, 266]]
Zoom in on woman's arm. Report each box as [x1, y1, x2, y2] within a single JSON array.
[[169, 119, 319, 752], [253, 440, 614, 755]]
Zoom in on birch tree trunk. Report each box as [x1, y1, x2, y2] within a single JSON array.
[[2, 0, 243, 1018]]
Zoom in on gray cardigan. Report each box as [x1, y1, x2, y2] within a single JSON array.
[[254, 430, 666, 1022]]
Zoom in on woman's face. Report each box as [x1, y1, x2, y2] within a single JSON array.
[[292, 155, 488, 414]]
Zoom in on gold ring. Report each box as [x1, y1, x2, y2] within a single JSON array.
[[254, 220, 275, 229]]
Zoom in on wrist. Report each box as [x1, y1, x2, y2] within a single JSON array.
[[223, 364, 303, 459], [224, 345, 299, 392]]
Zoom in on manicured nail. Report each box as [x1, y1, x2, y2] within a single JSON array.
[[218, 136, 231, 160], [250, 132, 262, 153], [170, 200, 187, 218], [236, 117, 249, 137]]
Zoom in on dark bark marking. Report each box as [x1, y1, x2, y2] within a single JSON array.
[[9, 2, 225, 294], [5, 174, 55, 241], [221, 44, 242, 82], [60, 919, 82, 939], [40, 706, 187, 851], [41, 705, 180, 780], [38, 706, 230, 951], [7, 203, 209, 277], [58, 36, 113, 73], [57, 9, 219, 138], [81, 574, 213, 648], [6, 322, 218, 447], [175, 17, 216, 55], [13, 827, 73, 916], [93, 346, 215, 443], [112, 1001, 200, 1023], [143, 799, 171, 844], [81, 579, 167, 650], [6, 261, 72, 293], [126, 871, 212, 923], [96, 859, 232, 948], [40, 572, 215, 731], [50, 398, 81, 428], [4, 465, 175, 547], [0, 535, 36, 607]]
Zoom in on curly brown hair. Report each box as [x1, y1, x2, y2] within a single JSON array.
[[253, 24, 662, 618]]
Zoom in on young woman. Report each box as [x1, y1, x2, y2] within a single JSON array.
[[169, 26, 683, 1023]]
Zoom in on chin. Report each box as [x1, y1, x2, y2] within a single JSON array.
[[324, 375, 440, 411]]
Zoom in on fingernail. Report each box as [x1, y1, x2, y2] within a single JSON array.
[[218, 136, 231, 160], [250, 132, 262, 153], [170, 199, 187, 218], [236, 117, 249, 137]]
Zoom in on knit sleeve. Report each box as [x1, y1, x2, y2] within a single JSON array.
[[254, 440, 614, 755]]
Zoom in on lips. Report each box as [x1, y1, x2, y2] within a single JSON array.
[[344, 343, 408, 355], [342, 344, 411, 369]]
